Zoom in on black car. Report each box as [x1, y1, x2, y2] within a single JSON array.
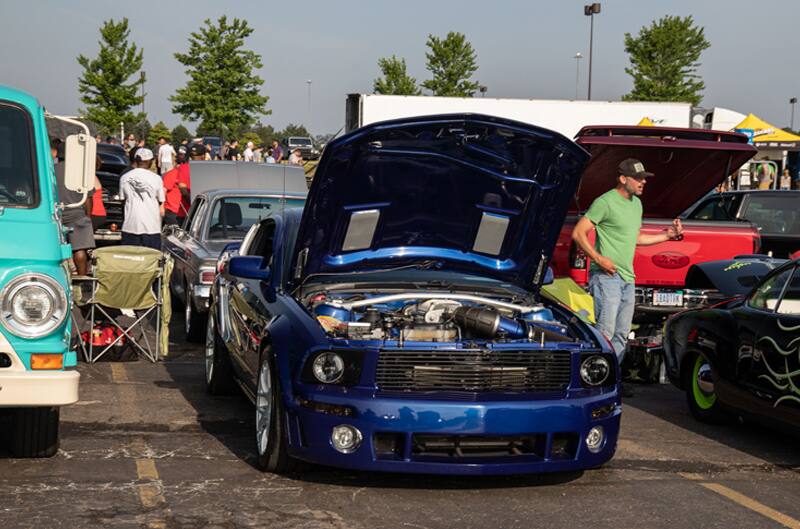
[[682, 190, 800, 258], [663, 257, 800, 434], [94, 143, 128, 242]]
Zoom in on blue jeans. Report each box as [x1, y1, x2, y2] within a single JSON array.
[[589, 272, 635, 363]]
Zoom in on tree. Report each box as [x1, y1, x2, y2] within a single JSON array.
[[373, 55, 421, 95], [171, 16, 269, 137], [77, 18, 145, 135], [171, 124, 193, 144], [238, 132, 262, 147], [251, 122, 276, 146], [131, 119, 151, 146], [147, 121, 171, 146], [278, 124, 310, 138], [622, 15, 711, 106], [422, 32, 480, 97]]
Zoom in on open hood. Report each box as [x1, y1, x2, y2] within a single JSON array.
[[291, 114, 589, 291], [572, 126, 756, 218]]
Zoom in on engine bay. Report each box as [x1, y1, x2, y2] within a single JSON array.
[[306, 291, 578, 344]]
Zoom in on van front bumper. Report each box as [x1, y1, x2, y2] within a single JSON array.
[[0, 369, 80, 407]]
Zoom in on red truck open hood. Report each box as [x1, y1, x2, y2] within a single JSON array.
[[571, 126, 756, 218]]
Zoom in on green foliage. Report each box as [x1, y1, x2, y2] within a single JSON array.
[[422, 32, 480, 97], [147, 121, 172, 146], [622, 15, 711, 106], [314, 133, 335, 147], [171, 124, 193, 143], [278, 124, 310, 139], [238, 132, 262, 146], [374, 55, 421, 95], [250, 122, 276, 146], [171, 16, 269, 137], [130, 119, 151, 145], [77, 18, 145, 135]]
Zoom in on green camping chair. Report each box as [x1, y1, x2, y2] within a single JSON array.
[[74, 245, 173, 363]]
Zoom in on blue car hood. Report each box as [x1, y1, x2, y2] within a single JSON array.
[[291, 114, 589, 292]]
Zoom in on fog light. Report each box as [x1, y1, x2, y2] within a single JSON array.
[[585, 426, 605, 453], [331, 424, 362, 454]]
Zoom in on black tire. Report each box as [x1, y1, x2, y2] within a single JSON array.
[[683, 350, 727, 424], [205, 305, 237, 396], [10, 407, 60, 458], [185, 287, 205, 343], [254, 351, 296, 473]]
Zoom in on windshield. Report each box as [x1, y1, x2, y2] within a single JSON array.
[[290, 137, 312, 146], [0, 102, 37, 207], [207, 196, 306, 240], [204, 137, 222, 147]]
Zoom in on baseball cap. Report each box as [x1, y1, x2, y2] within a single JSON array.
[[189, 143, 206, 156], [618, 158, 654, 179], [135, 148, 154, 162]]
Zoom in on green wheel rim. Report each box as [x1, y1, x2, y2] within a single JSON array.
[[691, 354, 716, 410]]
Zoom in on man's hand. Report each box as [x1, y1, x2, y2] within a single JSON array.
[[667, 218, 684, 240], [595, 255, 617, 275]]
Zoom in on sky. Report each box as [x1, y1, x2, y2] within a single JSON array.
[[1, 0, 797, 136]]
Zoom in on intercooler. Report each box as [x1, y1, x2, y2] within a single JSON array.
[[375, 349, 572, 393]]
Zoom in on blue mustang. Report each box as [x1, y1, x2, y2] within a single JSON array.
[[206, 114, 621, 475]]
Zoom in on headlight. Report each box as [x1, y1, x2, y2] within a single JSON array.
[[312, 352, 345, 383], [0, 274, 67, 338], [580, 355, 611, 386]]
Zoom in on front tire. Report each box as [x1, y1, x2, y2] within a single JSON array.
[[205, 305, 236, 395], [9, 407, 60, 458], [684, 351, 726, 423], [254, 352, 295, 473]]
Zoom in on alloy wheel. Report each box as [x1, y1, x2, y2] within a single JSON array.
[[691, 354, 717, 410], [255, 360, 273, 456], [205, 308, 215, 384]]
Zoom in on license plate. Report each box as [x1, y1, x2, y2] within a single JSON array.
[[653, 290, 683, 307]]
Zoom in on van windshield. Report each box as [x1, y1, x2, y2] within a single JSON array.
[[0, 103, 37, 207], [290, 137, 312, 146]]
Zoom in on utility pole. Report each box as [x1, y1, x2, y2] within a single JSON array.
[[307, 80, 312, 134], [584, 3, 601, 100], [574, 52, 583, 100], [140, 71, 146, 115], [791, 97, 797, 131]]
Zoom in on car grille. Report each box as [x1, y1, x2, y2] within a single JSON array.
[[375, 349, 572, 393]]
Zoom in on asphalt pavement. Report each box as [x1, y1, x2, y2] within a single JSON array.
[[1, 335, 799, 529]]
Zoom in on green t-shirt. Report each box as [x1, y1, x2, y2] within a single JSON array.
[[584, 189, 642, 283]]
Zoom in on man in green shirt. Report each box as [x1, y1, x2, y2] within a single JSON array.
[[571, 158, 683, 374]]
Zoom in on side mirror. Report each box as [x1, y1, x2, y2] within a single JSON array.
[[64, 133, 96, 195], [228, 255, 271, 282]]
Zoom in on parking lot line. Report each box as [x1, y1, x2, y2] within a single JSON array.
[[679, 472, 800, 529], [110, 362, 128, 383], [130, 436, 170, 527]]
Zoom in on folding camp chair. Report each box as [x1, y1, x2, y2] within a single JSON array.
[[74, 245, 173, 363]]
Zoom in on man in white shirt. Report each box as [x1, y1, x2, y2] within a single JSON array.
[[243, 141, 255, 162], [157, 137, 176, 175], [119, 148, 166, 250]]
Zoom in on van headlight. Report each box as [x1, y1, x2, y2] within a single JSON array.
[[0, 274, 67, 338]]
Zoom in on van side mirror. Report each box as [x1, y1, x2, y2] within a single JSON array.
[[228, 255, 271, 282], [64, 133, 96, 194]]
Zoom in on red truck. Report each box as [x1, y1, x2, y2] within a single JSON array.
[[551, 126, 759, 339]]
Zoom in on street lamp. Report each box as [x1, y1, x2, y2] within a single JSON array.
[[306, 80, 312, 134], [140, 71, 146, 115], [791, 97, 797, 131], [573, 52, 583, 100], [583, 3, 601, 100]]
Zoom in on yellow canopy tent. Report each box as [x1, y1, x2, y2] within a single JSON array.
[[733, 113, 800, 149], [636, 117, 655, 126]]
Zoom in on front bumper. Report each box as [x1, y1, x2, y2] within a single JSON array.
[[286, 390, 620, 475], [94, 229, 122, 242], [0, 370, 80, 407]]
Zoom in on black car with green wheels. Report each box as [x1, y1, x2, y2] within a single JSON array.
[[663, 257, 800, 432]]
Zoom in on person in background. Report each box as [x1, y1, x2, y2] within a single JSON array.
[[118, 148, 165, 250], [757, 158, 775, 190], [271, 139, 283, 163], [288, 147, 304, 166], [226, 140, 240, 161], [253, 145, 263, 163], [243, 141, 255, 162], [176, 139, 189, 165], [780, 168, 792, 190], [264, 148, 276, 164], [126, 134, 137, 152], [91, 155, 107, 232], [157, 136, 176, 175], [571, 159, 683, 397], [52, 137, 95, 275], [95, 134, 103, 143], [162, 143, 202, 226]]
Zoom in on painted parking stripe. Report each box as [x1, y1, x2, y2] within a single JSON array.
[[131, 436, 171, 527], [110, 362, 128, 383], [680, 473, 800, 529]]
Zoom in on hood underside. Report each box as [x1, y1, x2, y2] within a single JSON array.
[[292, 114, 589, 291], [573, 126, 756, 218]]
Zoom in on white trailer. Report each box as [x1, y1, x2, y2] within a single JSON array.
[[345, 94, 693, 138]]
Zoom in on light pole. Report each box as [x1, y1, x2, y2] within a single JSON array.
[[573, 52, 583, 100], [791, 97, 797, 131], [140, 71, 146, 115], [584, 3, 601, 100], [306, 80, 312, 134]]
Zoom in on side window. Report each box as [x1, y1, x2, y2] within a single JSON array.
[[742, 194, 800, 234], [776, 267, 800, 315], [748, 268, 792, 312], [189, 198, 207, 237], [687, 196, 734, 221], [250, 219, 277, 265]]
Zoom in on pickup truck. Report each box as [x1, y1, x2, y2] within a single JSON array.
[[551, 126, 759, 338], [162, 161, 307, 341], [0, 85, 95, 456], [681, 190, 800, 258]]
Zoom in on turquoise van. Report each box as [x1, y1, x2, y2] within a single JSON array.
[[0, 85, 94, 457]]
